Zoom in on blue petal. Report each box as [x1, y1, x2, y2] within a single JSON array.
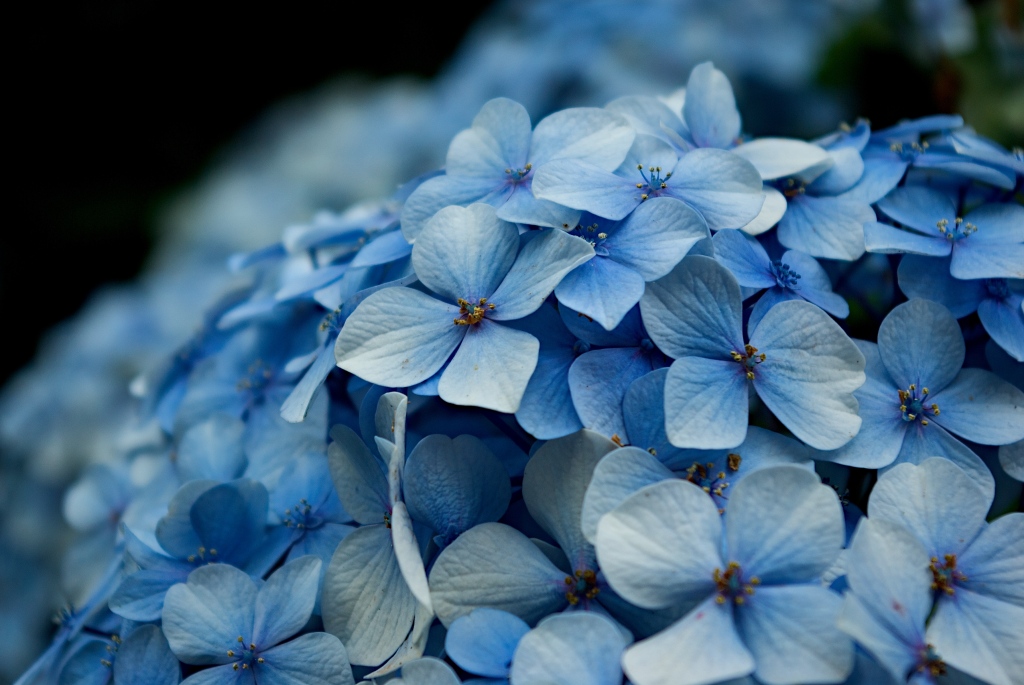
[[190, 480, 268, 567], [162, 564, 257, 665], [604, 196, 709, 281], [822, 361, 908, 469], [253, 556, 321, 648], [335, 287, 464, 388], [529, 107, 635, 170], [740, 186, 788, 235], [555, 255, 645, 331], [496, 182, 581, 230], [929, 368, 1024, 445], [559, 302, 646, 347], [321, 525, 416, 667], [327, 425, 388, 526], [731, 138, 830, 181], [57, 640, 115, 685], [877, 299, 964, 394], [978, 294, 1024, 362], [951, 240, 1024, 281], [580, 446, 674, 543], [449, 98, 532, 176], [777, 194, 872, 261], [959, 513, 1024, 606], [522, 430, 617, 570], [737, 585, 853, 685], [176, 414, 246, 482], [725, 466, 844, 583], [531, 159, 640, 220], [711, 230, 775, 289], [928, 588, 1024, 685], [109, 567, 190, 622], [683, 62, 741, 149], [864, 221, 952, 257], [622, 368, 686, 467], [113, 625, 180, 685], [640, 255, 744, 360], [780, 250, 849, 319], [401, 174, 511, 242], [280, 342, 338, 423], [428, 522, 567, 627], [393, 657, 461, 685], [489, 228, 595, 321], [897, 256, 985, 318], [512, 305, 583, 439], [446, 608, 529, 678], [890, 421, 995, 504], [569, 347, 657, 441], [257, 632, 355, 685], [404, 434, 511, 546], [437, 320, 539, 413], [840, 156, 908, 204], [350, 229, 413, 269], [750, 300, 865, 450], [747, 287, 801, 335], [156, 480, 217, 559], [876, 186, 956, 234], [510, 612, 628, 685], [666, 149, 765, 230], [664, 356, 749, 449]]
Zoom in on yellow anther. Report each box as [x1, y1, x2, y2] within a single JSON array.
[[715, 595, 726, 604], [111, 635, 121, 644], [228, 650, 235, 657], [921, 420, 929, 426], [636, 183, 643, 188], [727, 453, 742, 471], [210, 549, 217, 555], [636, 164, 643, 170], [735, 596, 745, 605], [922, 387, 929, 394], [660, 182, 667, 188], [505, 168, 511, 174], [233, 664, 240, 671], [238, 636, 244, 642], [597, 232, 607, 239], [746, 371, 755, 380], [258, 657, 265, 664], [101, 659, 112, 667], [640, 194, 649, 200], [648, 447, 658, 456]]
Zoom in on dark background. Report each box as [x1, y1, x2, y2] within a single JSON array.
[[3, 2, 492, 387]]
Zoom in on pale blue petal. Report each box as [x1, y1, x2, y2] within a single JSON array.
[[529, 107, 634, 169], [897, 256, 985, 318], [958, 513, 1024, 606], [114, 625, 180, 685], [363, 600, 435, 679], [176, 414, 246, 482], [683, 62, 741, 150], [449, 98, 532, 175], [568, 346, 657, 441], [964, 202, 1024, 244], [836, 593, 917, 685], [951, 241, 1024, 280], [639, 255, 744, 360], [57, 640, 115, 685], [666, 149, 765, 230], [777, 195, 872, 261], [156, 480, 215, 559], [428, 522, 567, 627], [489, 229, 595, 321], [559, 302, 645, 347], [401, 175, 511, 242], [750, 301, 865, 450], [726, 466, 844, 583], [275, 264, 348, 302], [391, 502, 432, 611], [877, 298, 964, 393], [404, 434, 511, 545], [394, 657, 461, 685], [664, 356, 749, 450], [780, 250, 849, 318], [162, 564, 257, 664], [605, 196, 709, 281], [595, 479, 721, 611], [523, 430, 617, 569], [737, 585, 853, 685], [978, 294, 1024, 361], [821, 372, 907, 469], [807, 146, 865, 195], [258, 632, 355, 685], [253, 556, 321, 647], [622, 597, 754, 685], [731, 138, 830, 181], [531, 159, 639, 220], [510, 612, 627, 685], [513, 305, 582, 439], [190, 480, 268, 568], [748, 288, 801, 334], [335, 287, 464, 388], [327, 425, 388, 526], [622, 368, 685, 467], [891, 421, 995, 504], [321, 525, 416, 667], [581, 446, 674, 543], [280, 342, 337, 424], [412, 204, 519, 303], [711, 230, 775, 289], [999, 440, 1024, 481], [869, 459, 989, 559], [864, 221, 951, 256], [929, 368, 1024, 444], [109, 567, 190, 621], [495, 184, 581, 230], [605, 95, 686, 142], [555, 256, 645, 331], [437, 320, 539, 413], [446, 609, 529, 678], [178, 664, 242, 685], [928, 589, 1024, 685], [350, 229, 413, 269], [876, 186, 957, 234], [840, 156, 908, 204], [739, 186, 788, 235]]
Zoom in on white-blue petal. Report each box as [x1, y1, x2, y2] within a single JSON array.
[[253, 556, 321, 647], [666, 149, 765, 230], [664, 356, 749, 450], [510, 612, 628, 685], [877, 298, 964, 394], [437, 320, 539, 413], [490, 229, 594, 321], [778, 195, 872, 261], [581, 446, 674, 544], [683, 62, 741, 150]]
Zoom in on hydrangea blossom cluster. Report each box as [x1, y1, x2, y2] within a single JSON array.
[[12, 60, 1024, 685]]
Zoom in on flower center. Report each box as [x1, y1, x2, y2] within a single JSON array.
[[453, 297, 495, 326], [635, 164, 672, 201], [770, 260, 801, 289], [564, 568, 600, 606], [505, 163, 533, 182], [897, 385, 939, 425], [731, 344, 766, 380], [936, 216, 977, 241], [569, 221, 610, 255], [320, 307, 344, 335], [713, 562, 759, 605], [685, 454, 742, 513], [915, 644, 947, 679], [186, 546, 219, 565], [930, 554, 967, 596], [227, 636, 264, 671], [98, 634, 121, 668], [781, 177, 806, 198], [237, 359, 274, 393], [283, 498, 323, 531], [889, 140, 929, 161]]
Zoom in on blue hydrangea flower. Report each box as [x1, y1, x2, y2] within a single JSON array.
[[596, 466, 853, 685], [335, 203, 594, 413], [555, 198, 709, 330], [866, 459, 1024, 685], [898, 255, 1024, 361], [57, 625, 181, 685], [712, 229, 849, 332], [640, 254, 865, 450], [401, 97, 636, 240], [109, 480, 270, 622], [445, 608, 529, 680], [824, 299, 1024, 498], [162, 558, 355, 685], [866, 187, 1024, 280]]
